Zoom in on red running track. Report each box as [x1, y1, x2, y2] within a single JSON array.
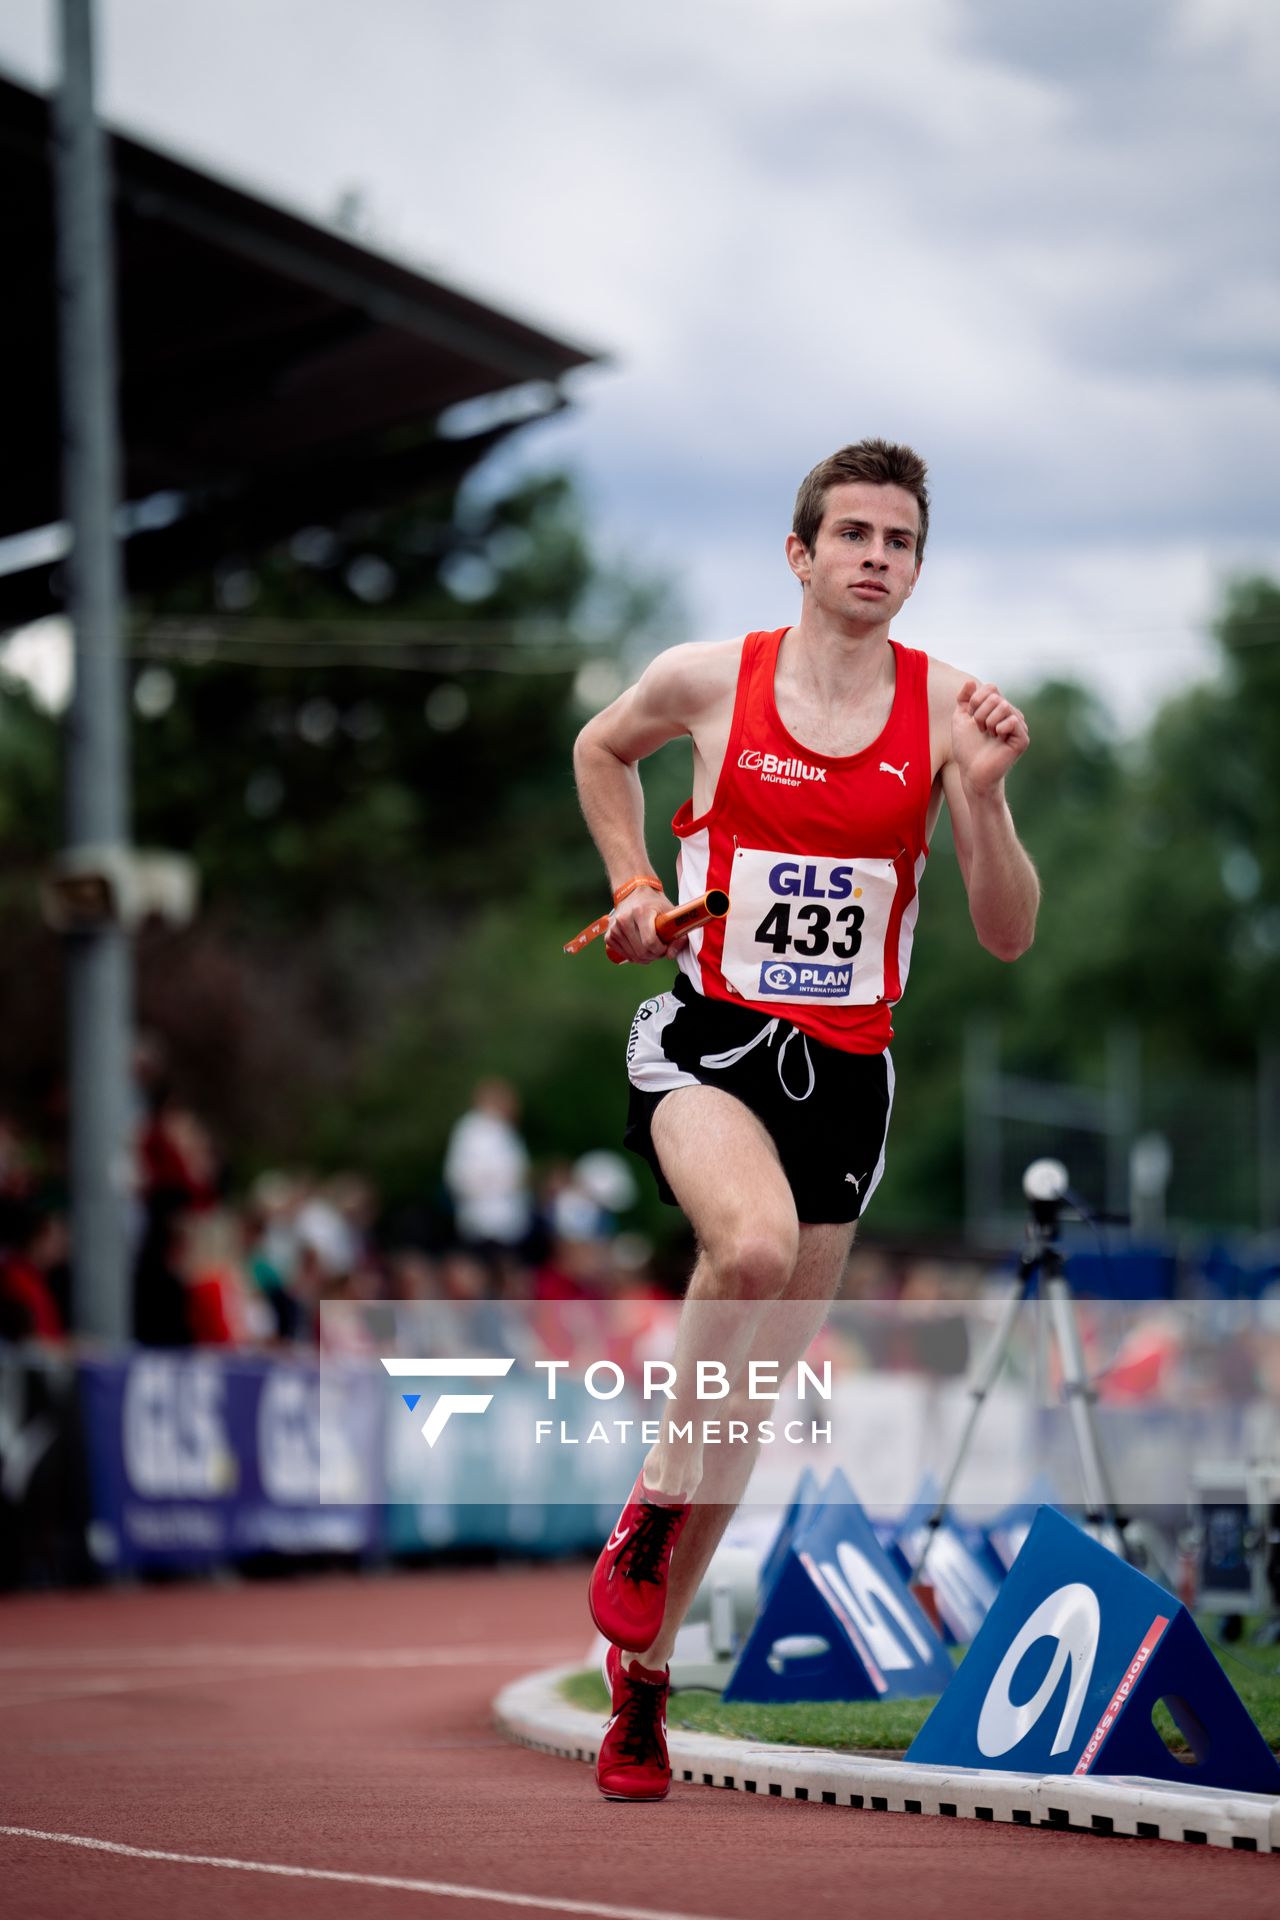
[[0, 1564, 1273, 1920]]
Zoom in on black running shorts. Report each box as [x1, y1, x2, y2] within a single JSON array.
[[623, 975, 894, 1225]]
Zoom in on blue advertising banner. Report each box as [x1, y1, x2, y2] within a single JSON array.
[[906, 1506, 1280, 1793], [79, 1353, 384, 1571]]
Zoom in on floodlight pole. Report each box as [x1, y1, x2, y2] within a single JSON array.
[[54, 0, 133, 1341]]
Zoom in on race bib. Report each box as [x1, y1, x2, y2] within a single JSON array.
[[719, 847, 899, 1005]]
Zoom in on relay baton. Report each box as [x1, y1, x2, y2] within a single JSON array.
[[563, 888, 729, 957], [654, 890, 730, 941]]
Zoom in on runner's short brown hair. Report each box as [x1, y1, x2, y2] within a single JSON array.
[[793, 439, 930, 561]]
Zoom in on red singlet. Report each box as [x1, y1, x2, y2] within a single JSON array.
[[672, 627, 933, 1054]]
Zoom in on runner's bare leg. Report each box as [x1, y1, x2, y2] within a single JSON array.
[[633, 1218, 853, 1670], [629, 1082, 855, 1669], [638, 1085, 799, 1501]]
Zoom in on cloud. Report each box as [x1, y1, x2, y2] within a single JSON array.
[[0, 0, 1275, 724]]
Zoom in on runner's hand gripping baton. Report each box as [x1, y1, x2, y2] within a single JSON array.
[[564, 889, 730, 957]]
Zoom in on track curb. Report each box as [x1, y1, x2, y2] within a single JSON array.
[[495, 1664, 1280, 1853]]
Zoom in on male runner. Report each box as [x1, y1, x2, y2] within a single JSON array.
[[572, 438, 1038, 1799]]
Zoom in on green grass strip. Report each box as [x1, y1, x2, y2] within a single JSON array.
[[561, 1630, 1280, 1756], [561, 1668, 935, 1752]]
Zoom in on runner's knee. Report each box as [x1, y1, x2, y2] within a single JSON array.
[[708, 1227, 797, 1300]]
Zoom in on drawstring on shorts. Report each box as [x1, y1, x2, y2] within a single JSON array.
[[699, 1017, 816, 1103]]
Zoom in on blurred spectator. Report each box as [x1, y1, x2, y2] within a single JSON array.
[[439, 1249, 490, 1300], [0, 1197, 67, 1344], [443, 1078, 532, 1277], [840, 1245, 899, 1301], [138, 1101, 219, 1212], [0, 1114, 37, 1205], [295, 1191, 360, 1289], [290, 1180, 392, 1336], [1097, 1313, 1186, 1402], [540, 1160, 602, 1246], [134, 1094, 221, 1346], [386, 1247, 440, 1301], [573, 1149, 639, 1220], [175, 1208, 272, 1346], [539, 1149, 639, 1249], [534, 1228, 609, 1302], [382, 1256, 525, 1360], [325, 1171, 378, 1253], [244, 1170, 306, 1340], [896, 1259, 973, 1376]]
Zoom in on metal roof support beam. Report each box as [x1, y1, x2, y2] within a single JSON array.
[[55, 0, 132, 1343], [120, 180, 565, 383]]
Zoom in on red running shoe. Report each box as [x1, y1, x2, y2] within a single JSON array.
[[588, 1473, 691, 1651], [596, 1642, 672, 1801]]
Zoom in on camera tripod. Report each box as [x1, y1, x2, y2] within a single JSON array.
[[910, 1158, 1131, 1586]]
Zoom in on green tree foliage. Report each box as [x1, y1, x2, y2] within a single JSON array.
[[0, 675, 66, 1112], [1132, 579, 1280, 1065], [877, 580, 1280, 1228], [1, 468, 687, 1199], [3, 531, 1278, 1236], [130, 472, 641, 921]]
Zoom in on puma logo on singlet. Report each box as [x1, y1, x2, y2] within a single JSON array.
[[879, 759, 909, 785]]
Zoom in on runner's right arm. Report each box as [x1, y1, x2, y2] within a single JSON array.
[[573, 643, 731, 963]]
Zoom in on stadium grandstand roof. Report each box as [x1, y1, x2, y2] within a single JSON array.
[[0, 69, 600, 629]]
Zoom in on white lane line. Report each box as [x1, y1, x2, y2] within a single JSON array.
[[0, 1646, 584, 1710], [0, 1644, 580, 1670], [0, 1828, 733, 1920]]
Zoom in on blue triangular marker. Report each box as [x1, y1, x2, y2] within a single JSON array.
[[820, 1465, 860, 1507], [759, 1466, 820, 1597], [401, 1393, 421, 1412], [725, 1475, 954, 1703], [882, 1472, 1003, 1645], [907, 1507, 1280, 1793], [987, 1475, 1062, 1570]]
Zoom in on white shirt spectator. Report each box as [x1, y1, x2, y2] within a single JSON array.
[[443, 1089, 531, 1247]]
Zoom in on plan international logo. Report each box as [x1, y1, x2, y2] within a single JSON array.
[[381, 1355, 833, 1449]]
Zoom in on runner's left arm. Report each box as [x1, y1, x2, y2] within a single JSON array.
[[941, 676, 1039, 962]]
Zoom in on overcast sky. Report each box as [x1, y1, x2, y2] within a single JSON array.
[[2, 0, 1278, 726]]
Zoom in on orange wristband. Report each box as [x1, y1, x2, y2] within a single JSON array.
[[612, 875, 663, 906], [564, 876, 665, 956]]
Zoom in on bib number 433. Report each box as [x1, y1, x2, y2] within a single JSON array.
[[755, 897, 864, 959], [720, 848, 900, 1005]]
